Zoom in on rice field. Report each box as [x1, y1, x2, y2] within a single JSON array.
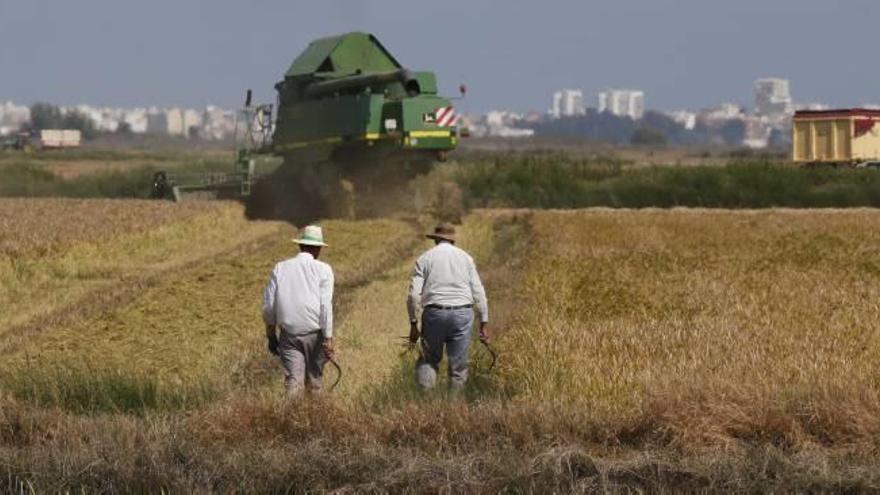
[[0, 199, 283, 335], [3, 201, 880, 491]]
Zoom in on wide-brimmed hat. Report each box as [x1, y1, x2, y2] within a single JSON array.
[[293, 225, 328, 247], [426, 223, 456, 242]]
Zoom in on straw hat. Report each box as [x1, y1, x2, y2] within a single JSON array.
[[426, 223, 456, 242], [293, 225, 328, 247]]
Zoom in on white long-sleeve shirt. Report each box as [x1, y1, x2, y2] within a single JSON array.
[[262, 252, 335, 338], [407, 242, 489, 323]]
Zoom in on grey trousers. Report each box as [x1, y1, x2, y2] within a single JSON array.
[[278, 330, 326, 395], [416, 306, 474, 390]]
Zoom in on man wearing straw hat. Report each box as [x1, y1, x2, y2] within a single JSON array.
[[407, 223, 490, 392], [262, 225, 335, 396]]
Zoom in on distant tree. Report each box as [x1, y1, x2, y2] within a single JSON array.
[[631, 126, 667, 146], [767, 128, 790, 150], [718, 120, 746, 147], [28, 102, 64, 131], [116, 121, 133, 136], [26, 102, 97, 140], [530, 109, 697, 145], [62, 110, 97, 140], [25, 102, 98, 139]]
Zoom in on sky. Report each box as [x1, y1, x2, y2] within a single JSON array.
[[0, 0, 877, 113]]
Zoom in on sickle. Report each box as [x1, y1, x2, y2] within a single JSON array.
[[480, 339, 497, 372], [327, 356, 342, 392]]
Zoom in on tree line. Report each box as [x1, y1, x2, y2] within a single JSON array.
[[21, 103, 98, 140], [528, 109, 769, 148]]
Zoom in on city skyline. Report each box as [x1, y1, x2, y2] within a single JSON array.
[[1, 0, 878, 113]]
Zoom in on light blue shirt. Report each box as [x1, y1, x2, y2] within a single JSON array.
[[262, 252, 335, 338], [407, 242, 489, 323]]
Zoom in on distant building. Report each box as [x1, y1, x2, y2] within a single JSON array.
[[485, 110, 535, 137], [794, 102, 830, 112], [550, 89, 586, 119], [469, 110, 535, 138], [665, 110, 697, 130], [697, 103, 745, 126], [71, 105, 126, 133], [598, 89, 644, 120], [166, 108, 185, 136], [754, 78, 792, 116], [743, 115, 772, 149], [183, 109, 203, 137], [0, 101, 30, 132], [0, 99, 236, 140], [124, 108, 149, 134], [146, 107, 168, 135], [201, 106, 236, 141]]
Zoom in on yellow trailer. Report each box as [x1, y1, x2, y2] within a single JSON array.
[[792, 109, 880, 166]]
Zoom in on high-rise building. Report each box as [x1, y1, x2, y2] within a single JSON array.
[[550, 89, 586, 119], [598, 89, 645, 120], [754, 78, 792, 116]]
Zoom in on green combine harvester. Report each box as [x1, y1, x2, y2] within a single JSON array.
[[154, 32, 462, 221]]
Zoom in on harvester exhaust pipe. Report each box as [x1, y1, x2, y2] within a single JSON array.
[[245, 89, 253, 108]]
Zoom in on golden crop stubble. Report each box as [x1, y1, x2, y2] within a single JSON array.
[[0, 198, 223, 258], [0, 217, 420, 409], [499, 209, 880, 432], [0, 199, 277, 334]]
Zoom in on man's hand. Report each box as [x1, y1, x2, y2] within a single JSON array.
[[479, 322, 491, 344], [267, 335, 279, 356], [266, 324, 279, 356], [409, 322, 420, 345], [322, 337, 335, 360]]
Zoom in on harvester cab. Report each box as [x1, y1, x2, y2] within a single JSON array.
[[271, 32, 460, 163]]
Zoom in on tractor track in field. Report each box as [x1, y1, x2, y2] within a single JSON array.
[[0, 225, 289, 358]]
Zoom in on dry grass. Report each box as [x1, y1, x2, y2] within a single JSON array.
[[499, 209, 880, 448], [4, 207, 880, 491]]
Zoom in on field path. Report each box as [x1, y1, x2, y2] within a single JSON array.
[[331, 211, 529, 404]]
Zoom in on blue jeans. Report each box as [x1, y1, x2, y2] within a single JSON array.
[[416, 306, 474, 390]]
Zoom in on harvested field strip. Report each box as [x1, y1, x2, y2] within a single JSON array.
[[332, 212, 512, 404], [1, 218, 421, 411], [0, 200, 283, 334]]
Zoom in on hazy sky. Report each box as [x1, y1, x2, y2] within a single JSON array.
[[0, 0, 876, 113]]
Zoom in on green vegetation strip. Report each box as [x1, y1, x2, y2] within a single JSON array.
[[450, 154, 880, 209]]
